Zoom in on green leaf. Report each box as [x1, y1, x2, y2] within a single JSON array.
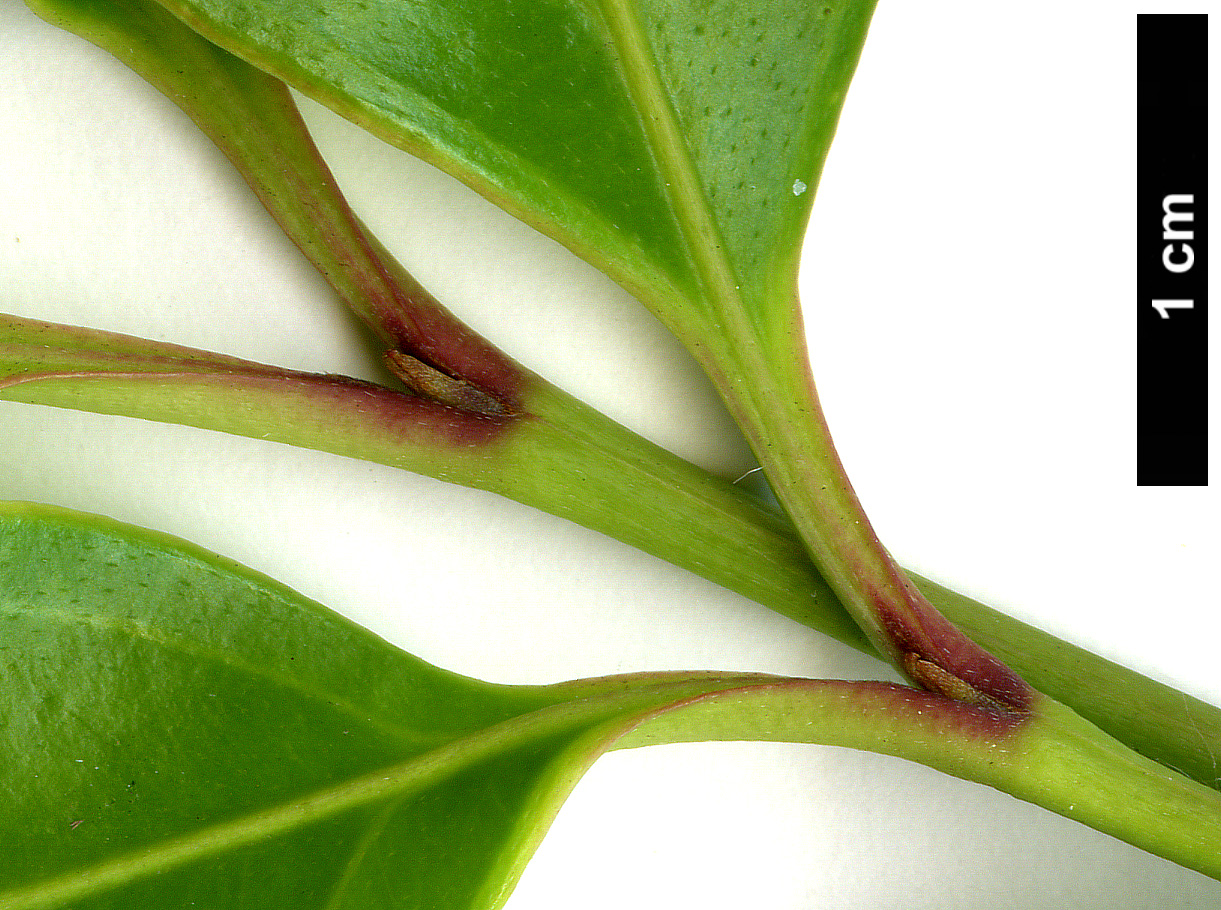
[[31, 0, 1028, 721], [7, 1, 1221, 902], [138, 0, 873, 331], [0, 501, 764, 909], [6, 501, 1221, 906]]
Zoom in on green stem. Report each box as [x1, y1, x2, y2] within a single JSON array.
[[18, 0, 1221, 792], [4, 317, 1220, 797]]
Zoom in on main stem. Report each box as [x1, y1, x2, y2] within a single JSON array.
[[25, 0, 1221, 787]]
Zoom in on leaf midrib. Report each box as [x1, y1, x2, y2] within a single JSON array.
[[0, 686, 673, 910], [594, 0, 751, 330], [592, 0, 780, 455]]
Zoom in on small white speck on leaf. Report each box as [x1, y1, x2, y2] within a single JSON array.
[[792, 179, 807, 196]]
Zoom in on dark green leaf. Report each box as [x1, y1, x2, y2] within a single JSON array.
[[140, 0, 874, 331]]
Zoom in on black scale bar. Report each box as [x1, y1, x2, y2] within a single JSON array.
[[1137, 14, 1208, 486]]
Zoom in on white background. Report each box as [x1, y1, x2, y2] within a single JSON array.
[[2, 0, 1220, 905]]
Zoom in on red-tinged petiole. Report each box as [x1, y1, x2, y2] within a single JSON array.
[[27, 0, 526, 418]]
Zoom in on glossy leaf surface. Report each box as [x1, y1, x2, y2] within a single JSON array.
[[0, 502, 766, 909], [6, 0, 1221, 903], [145, 0, 874, 327], [6, 502, 1221, 910]]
